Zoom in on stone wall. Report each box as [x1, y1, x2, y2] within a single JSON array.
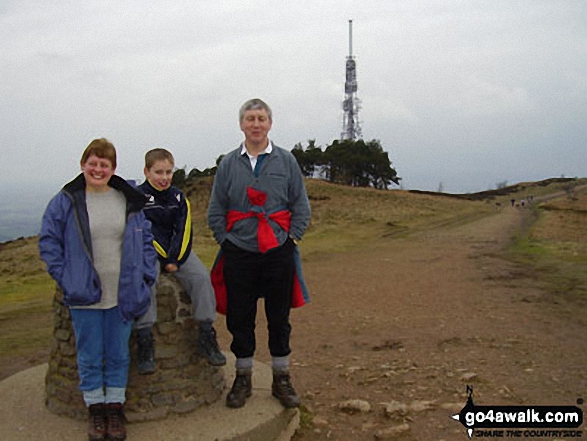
[[45, 274, 225, 422]]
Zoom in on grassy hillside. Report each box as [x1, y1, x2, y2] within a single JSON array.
[[0, 177, 585, 379], [409, 177, 587, 203], [0, 236, 54, 373], [186, 177, 498, 266], [507, 184, 587, 311]]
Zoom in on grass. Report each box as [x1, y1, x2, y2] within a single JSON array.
[[0, 177, 585, 375], [0, 277, 53, 312], [0, 238, 55, 369], [189, 178, 496, 264], [507, 186, 587, 309], [0, 306, 53, 356], [293, 403, 316, 438]]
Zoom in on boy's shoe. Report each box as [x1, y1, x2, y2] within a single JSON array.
[[87, 403, 107, 441], [272, 370, 300, 408], [226, 369, 252, 408], [105, 403, 127, 441], [197, 327, 227, 366], [137, 328, 156, 375]]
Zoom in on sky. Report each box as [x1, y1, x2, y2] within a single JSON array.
[[1, 0, 586, 196]]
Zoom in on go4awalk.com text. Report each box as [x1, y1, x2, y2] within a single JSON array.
[[452, 387, 584, 439]]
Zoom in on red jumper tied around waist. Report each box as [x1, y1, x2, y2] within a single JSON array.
[[225, 187, 291, 254], [210, 187, 310, 315]]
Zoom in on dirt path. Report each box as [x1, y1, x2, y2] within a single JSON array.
[[4, 195, 584, 440], [214, 205, 586, 440]]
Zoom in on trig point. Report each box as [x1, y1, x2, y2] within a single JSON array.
[[45, 274, 225, 421], [1, 274, 299, 440]]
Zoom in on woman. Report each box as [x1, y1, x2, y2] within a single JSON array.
[[39, 138, 157, 441]]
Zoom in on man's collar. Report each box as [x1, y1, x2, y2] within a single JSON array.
[[241, 141, 273, 158]]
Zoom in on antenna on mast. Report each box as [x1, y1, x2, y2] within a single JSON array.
[[341, 19, 362, 141], [349, 19, 353, 57]]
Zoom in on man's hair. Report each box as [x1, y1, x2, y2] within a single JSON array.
[[145, 148, 175, 169], [239, 98, 272, 122], [80, 138, 117, 168]]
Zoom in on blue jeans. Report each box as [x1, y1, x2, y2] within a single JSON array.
[[70, 307, 132, 405]]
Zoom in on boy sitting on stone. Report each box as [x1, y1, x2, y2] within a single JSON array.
[[135, 148, 226, 373]]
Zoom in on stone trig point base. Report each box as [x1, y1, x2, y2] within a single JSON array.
[[0, 274, 299, 440], [45, 273, 225, 421]]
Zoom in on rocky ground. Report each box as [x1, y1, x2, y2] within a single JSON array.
[[212, 205, 586, 440]]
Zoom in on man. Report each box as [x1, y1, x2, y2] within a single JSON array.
[[208, 98, 311, 409]]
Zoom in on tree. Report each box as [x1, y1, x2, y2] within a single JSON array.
[[292, 139, 400, 189], [362, 140, 400, 189], [188, 168, 203, 180], [187, 166, 217, 181], [172, 168, 186, 188], [292, 140, 323, 177]]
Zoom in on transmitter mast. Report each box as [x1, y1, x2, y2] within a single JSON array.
[[341, 19, 362, 140]]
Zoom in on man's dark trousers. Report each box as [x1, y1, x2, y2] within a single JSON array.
[[222, 238, 296, 358]]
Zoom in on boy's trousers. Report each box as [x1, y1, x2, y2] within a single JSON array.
[[135, 252, 217, 329]]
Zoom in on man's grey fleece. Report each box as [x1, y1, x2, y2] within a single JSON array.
[[208, 145, 311, 253]]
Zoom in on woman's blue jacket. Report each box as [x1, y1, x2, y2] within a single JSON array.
[[39, 174, 157, 321]]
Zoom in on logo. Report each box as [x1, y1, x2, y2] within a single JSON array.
[[451, 386, 583, 439]]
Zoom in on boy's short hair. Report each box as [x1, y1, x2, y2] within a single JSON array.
[[145, 148, 175, 169], [81, 138, 117, 168]]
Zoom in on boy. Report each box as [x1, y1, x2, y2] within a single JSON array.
[[135, 148, 226, 374]]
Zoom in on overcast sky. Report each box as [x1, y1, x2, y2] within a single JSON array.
[[1, 0, 586, 195]]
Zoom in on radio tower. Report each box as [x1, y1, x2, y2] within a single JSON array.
[[341, 19, 362, 140]]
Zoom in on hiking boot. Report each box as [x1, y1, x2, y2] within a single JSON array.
[[105, 403, 127, 441], [226, 370, 252, 408], [87, 403, 107, 441], [197, 327, 227, 366], [272, 370, 300, 408], [137, 328, 156, 375]]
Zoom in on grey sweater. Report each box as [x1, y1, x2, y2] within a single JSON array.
[[73, 188, 126, 309], [208, 144, 311, 253]]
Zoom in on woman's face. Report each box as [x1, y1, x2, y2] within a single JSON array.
[[81, 154, 115, 192]]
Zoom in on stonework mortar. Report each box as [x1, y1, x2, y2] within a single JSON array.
[[45, 274, 225, 421]]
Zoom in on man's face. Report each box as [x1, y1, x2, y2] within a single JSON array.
[[144, 159, 174, 190], [240, 108, 272, 148], [81, 154, 115, 191]]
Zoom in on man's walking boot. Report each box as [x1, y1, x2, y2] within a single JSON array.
[[272, 370, 300, 408], [87, 403, 107, 441], [105, 403, 127, 441], [137, 327, 156, 375], [197, 326, 227, 366], [226, 369, 252, 408]]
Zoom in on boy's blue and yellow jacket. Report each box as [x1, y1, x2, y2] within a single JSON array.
[[137, 181, 193, 267], [38, 174, 157, 321]]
